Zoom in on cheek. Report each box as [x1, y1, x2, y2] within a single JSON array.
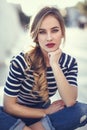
[[55, 33, 63, 40], [38, 35, 46, 43]]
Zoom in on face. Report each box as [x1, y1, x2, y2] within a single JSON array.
[[37, 15, 63, 55]]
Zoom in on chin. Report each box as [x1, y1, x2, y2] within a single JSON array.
[[48, 48, 59, 52]]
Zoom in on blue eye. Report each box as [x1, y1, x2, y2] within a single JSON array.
[[52, 29, 59, 33], [39, 31, 45, 34], [38, 30, 46, 34]]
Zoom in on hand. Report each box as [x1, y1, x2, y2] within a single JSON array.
[[52, 99, 65, 106], [48, 49, 62, 66], [44, 99, 65, 115]]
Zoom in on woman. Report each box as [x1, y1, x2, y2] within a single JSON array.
[[0, 6, 87, 130]]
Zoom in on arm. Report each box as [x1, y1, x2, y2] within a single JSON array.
[[3, 94, 64, 118], [48, 49, 78, 107], [3, 55, 46, 118], [3, 94, 46, 118]]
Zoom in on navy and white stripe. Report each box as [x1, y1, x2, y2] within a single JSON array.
[[4, 52, 78, 105]]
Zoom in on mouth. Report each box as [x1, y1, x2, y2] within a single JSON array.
[[46, 43, 55, 48]]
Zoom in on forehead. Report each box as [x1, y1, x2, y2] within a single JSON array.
[[40, 15, 60, 28]]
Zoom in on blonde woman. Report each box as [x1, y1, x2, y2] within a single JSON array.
[[0, 6, 87, 130]]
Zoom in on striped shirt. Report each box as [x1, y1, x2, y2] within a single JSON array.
[[4, 52, 78, 106]]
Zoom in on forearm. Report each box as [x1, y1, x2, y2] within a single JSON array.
[[4, 102, 46, 118], [51, 63, 77, 106], [4, 94, 65, 119]]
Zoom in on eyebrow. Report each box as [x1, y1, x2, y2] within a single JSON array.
[[39, 26, 60, 30]]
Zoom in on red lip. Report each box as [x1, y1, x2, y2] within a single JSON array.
[[46, 43, 55, 48]]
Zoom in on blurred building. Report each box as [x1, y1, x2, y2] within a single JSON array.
[[65, 7, 80, 27], [11, 3, 30, 30], [63, 1, 87, 28], [0, 0, 21, 64], [0, 1, 30, 65], [78, 15, 87, 28]]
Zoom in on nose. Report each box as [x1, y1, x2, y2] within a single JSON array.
[[47, 33, 53, 41]]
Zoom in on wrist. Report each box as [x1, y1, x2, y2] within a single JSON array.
[[43, 109, 48, 115], [51, 62, 59, 68], [41, 109, 47, 118], [43, 113, 46, 117]]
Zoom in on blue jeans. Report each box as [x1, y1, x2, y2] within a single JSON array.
[[0, 101, 87, 130], [0, 107, 25, 130], [0, 101, 50, 130], [41, 102, 87, 130]]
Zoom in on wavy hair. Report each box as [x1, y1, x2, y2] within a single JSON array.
[[24, 6, 65, 102], [24, 46, 49, 101]]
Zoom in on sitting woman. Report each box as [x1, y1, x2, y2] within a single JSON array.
[[0, 6, 87, 130]]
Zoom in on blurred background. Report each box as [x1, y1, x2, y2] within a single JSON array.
[[0, 0, 87, 129], [0, 0, 87, 117]]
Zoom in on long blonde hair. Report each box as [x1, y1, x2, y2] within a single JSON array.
[[24, 6, 65, 102], [24, 46, 49, 101]]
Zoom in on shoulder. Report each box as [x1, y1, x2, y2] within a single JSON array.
[[9, 52, 28, 78], [59, 52, 78, 69], [10, 52, 27, 69]]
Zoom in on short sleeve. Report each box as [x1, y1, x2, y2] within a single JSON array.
[[4, 53, 26, 97], [66, 58, 78, 87]]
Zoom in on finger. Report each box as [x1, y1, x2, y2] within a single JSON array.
[[52, 100, 64, 105]]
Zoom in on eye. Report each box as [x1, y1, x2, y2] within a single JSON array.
[[38, 30, 46, 34], [52, 29, 59, 33]]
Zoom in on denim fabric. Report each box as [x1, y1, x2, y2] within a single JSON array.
[[9, 119, 25, 130], [47, 102, 87, 130], [41, 115, 55, 130], [0, 107, 23, 130]]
